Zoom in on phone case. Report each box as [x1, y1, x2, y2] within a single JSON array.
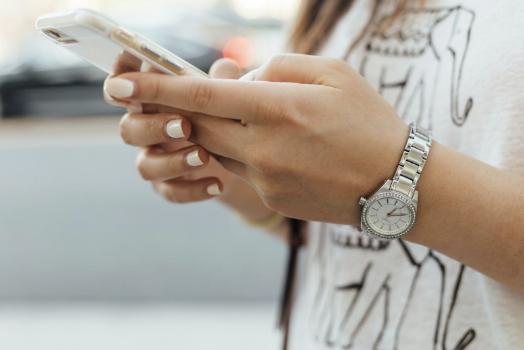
[[36, 9, 210, 78]]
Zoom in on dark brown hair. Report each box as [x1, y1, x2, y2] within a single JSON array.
[[289, 0, 424, 57]]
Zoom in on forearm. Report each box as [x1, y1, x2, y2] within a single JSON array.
[[404, 141, 524, 294]]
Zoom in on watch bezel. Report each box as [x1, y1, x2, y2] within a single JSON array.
[[361, 191, 417, 240]]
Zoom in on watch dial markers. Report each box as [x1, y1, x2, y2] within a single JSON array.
[[365, 195, 413, 236]]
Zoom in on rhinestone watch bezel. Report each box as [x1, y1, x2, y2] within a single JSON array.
[[361, 192, 417, 240]]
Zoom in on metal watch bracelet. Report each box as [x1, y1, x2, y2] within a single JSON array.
[[390, 122, 433, 197]]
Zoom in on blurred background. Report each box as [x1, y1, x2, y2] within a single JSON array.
[[0, 0, 299, 349]]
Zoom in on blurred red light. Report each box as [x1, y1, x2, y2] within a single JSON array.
[[222, 36, 254, 69]]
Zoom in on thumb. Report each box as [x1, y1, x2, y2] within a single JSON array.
[[209, 58, 242, 79]]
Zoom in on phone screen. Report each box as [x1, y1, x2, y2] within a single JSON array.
[[46, 27, 174, 77], [40, 23, 209, 79], [38, 9, 210, 79]]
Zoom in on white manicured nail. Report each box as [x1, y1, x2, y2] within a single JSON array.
[[106, 78, 135, 98], [186, 150, 204, 167], [104, 89, 128, 108], [207, 184, 221, 196], [166, 119, 185, 138], [104, 89, 115, 101]]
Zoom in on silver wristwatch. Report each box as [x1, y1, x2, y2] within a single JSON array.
[[359, 122, 432, 240]]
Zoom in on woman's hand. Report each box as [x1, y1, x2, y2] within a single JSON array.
[[105, 54, 409, 225], [106, 58, 245, 203], [104, 54, 524, 295]]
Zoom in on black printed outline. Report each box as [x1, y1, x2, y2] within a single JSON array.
[[306, 5, 480, 349], [307, 227, 476, 349], [358, 6, 475, 127]]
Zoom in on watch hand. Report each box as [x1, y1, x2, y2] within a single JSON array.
[[387, 208, 398, 216], [389, 213, 408, 217]]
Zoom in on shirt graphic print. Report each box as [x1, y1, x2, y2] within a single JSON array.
[[288, 1, 524, 350]]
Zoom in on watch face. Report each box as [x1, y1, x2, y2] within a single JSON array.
[[362, 192, 416, 239]]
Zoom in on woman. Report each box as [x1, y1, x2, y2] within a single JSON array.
[[104, 0, 524, 348]]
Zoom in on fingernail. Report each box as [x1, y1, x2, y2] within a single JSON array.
[[166, 119, 185, 139], [186, 150, 204, 167], [106, 78, 135, 98], [104, 89, 114, 101], [207, 183, 221, 196], [128, 102, 142, 114], [104, 89, 128, 108]]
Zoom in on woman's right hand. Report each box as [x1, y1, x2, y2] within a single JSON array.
[[105, 57, 243, 203], [104, 55, 292, 240]]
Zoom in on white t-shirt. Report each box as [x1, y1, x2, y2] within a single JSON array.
[[288, 1, 524, 349]]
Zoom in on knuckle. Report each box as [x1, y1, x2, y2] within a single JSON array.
[[145, 117, 164, 143], [274, 99, 297, 123], [136, 162, 149, 180], [164, 188, 181, 203], [327, 58, 345, 69], [325, 58, 349, 75], [135, 152, 151, 180], [262, 97, 292, 121], [186, 80, 214, 111], [261, 54, 288, 80], [245, 90, 292, 121], [147, 76, 165, 102], [267, 53, 287, 71], [167, 153, 186, 174], [283, 107, 309, 131], [152, 182, 162, 195], [119, 114, 132, 145]]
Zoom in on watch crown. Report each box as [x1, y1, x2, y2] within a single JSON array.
[[359, 197, 367, 206]]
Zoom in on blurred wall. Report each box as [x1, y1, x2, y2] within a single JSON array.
[[0, 118, 286, 301]]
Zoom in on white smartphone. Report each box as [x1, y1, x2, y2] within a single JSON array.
[[36, 8, 210, 79]]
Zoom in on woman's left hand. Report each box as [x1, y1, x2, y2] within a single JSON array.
[[105, 54, 410, 225]]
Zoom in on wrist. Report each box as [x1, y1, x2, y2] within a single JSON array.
[[357, 123, 434, 240], [400, 140, 446, 244], [348, 122, 410, 226]]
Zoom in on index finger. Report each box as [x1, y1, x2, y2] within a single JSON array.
[[104, 51, 143, 108], [105, 72, 288, 122]]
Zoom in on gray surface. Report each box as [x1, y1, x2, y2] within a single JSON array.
[[0, 145, 286, 301], [0, 302, 280, 350]]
